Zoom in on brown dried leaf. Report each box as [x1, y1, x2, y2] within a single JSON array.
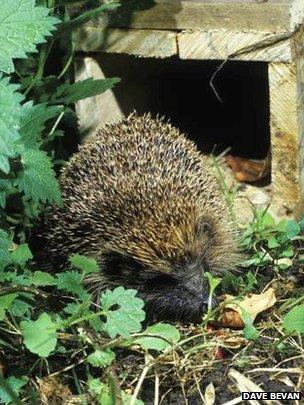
[[219, 288, 277, 329], [225, 155, 271, 183]]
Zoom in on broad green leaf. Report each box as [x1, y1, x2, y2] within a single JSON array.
[[19, 102, 63, 147], [9, 299, 32, 317], [0, 375, 28, 405], [135, 323, 180, 352], [21, 313, 57, 357], [283, 306, 304, 334], [56, 271, 86, 297], [10, 244, 33, 266], [0, 0, 60, 73], [30, 271, 56, 286], [101, 287, 145, 338], [52, 78, 120, 104], [87, 349, 115, 368], [14, 148, 61, 204], [0, 294, 18, 320], [70, 254, 100, 274], [0, 78, 23, 173]]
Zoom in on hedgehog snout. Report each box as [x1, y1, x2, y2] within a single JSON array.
[[139, 269, 216, 323]]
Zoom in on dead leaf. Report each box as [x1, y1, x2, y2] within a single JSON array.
[[204, 382, 215, 405], [216, 332, 248, 348], [225, 154, 271, 183], [219, 288, 277, 329]]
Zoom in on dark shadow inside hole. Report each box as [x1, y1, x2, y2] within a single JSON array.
[[87, 54, 270, 160]]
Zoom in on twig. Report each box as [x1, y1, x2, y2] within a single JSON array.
[[246, 367, 301, 374], [154, 370, 159, 405], [210, 30, 296, 101], [130, 360, 152, 405]]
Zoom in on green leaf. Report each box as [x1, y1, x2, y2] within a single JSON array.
[[10, 244, 33, 266], [122, 392, 144, 405], [56, 271, 86, 297], [0, 294, 18, 321], [0, 180, 12, 209], [21, 312, 57, 357], [0, 0, 60, 74], [70, 254, 100, 274], [0, 77, 23, 173], [19, 102, 63, 147], [52, 78, 120, 105], [101, 287, 145, 338], [14, 148, 61, 204], [87, 349, 115, 368], [259, 211, 275, 229], [88, 379, 114, 405], [30, 271, 56, 286], [281, 245, 294, 258], [0, 230, 12, 270], [283, 306, 304, 334], [277, 219, 301, 239], [267, 237, 280, 249], [9, 299, 32, 317], [0, 375, 28, 405], [241, 310, 259, 341], [135, 323, 180, 352]]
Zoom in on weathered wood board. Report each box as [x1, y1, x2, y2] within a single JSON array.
[[178, 30, 292, 62], [74, 27, 177, 58], [97, 0, 291, 32]]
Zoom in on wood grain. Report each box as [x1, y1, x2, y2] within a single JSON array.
[[104, 0, 291, 32], [178, 30, 292, 62], [73, 27, 177, 58]]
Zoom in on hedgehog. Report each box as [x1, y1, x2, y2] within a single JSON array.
[[35, 113, 239, 322]]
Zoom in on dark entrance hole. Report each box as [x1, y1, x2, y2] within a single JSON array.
[[91, 54, 270, 160]]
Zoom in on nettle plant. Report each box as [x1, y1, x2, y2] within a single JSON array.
[[0, 1, 181, 403]]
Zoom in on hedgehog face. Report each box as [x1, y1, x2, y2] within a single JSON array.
[[84, 213, 236, 323]]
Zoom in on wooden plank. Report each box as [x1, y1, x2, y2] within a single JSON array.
[[178, 30, 292, 62], [74, 57, 124, 137], [268, 61, 301, 214], [103, 0, 291, 32], [292, 24, 304, 218], [73, 27, 177, 58]]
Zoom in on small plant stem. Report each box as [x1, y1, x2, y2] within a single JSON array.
[[0, 286, 49, 299], [65, 309, 106, 327], [48, 110, 65, 137], [154, 370, 160, 405], [58, 42, 75, 79]]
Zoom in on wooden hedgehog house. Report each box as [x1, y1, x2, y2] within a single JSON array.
[[73, 0, 304, 220]]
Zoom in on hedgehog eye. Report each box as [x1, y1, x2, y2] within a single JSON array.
[[196, 221, 212, 237]]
